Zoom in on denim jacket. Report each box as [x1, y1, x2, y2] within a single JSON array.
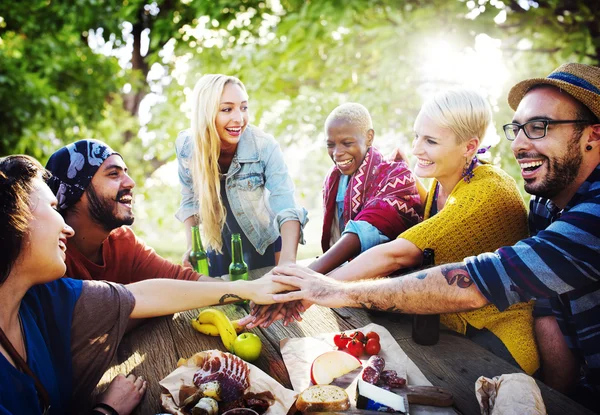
[[175, 125, 308, 254]]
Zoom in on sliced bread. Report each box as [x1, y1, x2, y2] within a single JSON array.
[[295, 385, 350, 412]]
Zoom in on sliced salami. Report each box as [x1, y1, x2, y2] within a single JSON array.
[[362, 355, 386, 384], [380, 369, 407, 388]]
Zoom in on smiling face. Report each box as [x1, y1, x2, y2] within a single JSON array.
[[412, 112, 473, 183], [24, 178, 75, 281], [326, 119, 374, 176], [511, 86, 589, 200], [82, 154, 135, 231], [215, 82, 249, 148]]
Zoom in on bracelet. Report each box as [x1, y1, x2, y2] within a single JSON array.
[[91, 403, 119, 415]]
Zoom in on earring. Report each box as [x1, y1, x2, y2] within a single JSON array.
[[461, 157, 476, 183], [586, 145, 593, 151]]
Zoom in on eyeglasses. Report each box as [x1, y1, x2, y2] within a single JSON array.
[[502, 119, 595, 141]]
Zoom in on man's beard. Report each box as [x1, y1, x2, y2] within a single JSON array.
[[523, 133, 583, 199], [86, 183, 134, 231]]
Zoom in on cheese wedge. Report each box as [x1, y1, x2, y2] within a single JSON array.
[[356, 377, 407, 413]]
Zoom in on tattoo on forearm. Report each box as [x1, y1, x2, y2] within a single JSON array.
[[219, 293, 244, 304], [441, 265, 473, 288], [414, 270, 428, 280]]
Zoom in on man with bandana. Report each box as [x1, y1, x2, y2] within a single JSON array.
[[46, 139, 209, 284]]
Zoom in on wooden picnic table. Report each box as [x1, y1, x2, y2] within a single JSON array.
[[98, 266, 595, 415]]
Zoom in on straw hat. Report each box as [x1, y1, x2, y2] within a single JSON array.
[[508, 63, 600, 120]]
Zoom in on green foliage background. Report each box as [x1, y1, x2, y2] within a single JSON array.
[[1, 0, 599, 262]]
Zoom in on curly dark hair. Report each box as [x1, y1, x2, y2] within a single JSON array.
[[0, 155, 50, 283]]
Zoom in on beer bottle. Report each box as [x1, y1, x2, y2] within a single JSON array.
[[229, 233, 249, 281], [412, 248, 440, 345], [189, 226, 210, 276]]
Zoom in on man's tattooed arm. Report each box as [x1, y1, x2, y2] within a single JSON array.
[[341, 262, 487, 314], [440, 265, 474, 288]]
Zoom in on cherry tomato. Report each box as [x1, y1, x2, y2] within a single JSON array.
[[334, 333, 350, 349], [351, 331, 366, 343], [366, 331, 380, 342], [365, 338, 381, 355], [346, 338, 365, 357]]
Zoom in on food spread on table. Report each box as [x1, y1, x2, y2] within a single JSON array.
[[282, 323, 456, 414], [159, 350, 296, 415]]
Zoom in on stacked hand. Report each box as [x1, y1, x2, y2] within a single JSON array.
[[243, 299, 311, 329], [246, 273, 298, 305], [269, 264, 347, 307], [239, 265, 346, 328]]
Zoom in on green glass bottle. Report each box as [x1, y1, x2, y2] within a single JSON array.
[[229, 233, 249, 281], [189, 226, 210, 276]]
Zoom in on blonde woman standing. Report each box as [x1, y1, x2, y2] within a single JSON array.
[[176, 75, 307, 276]]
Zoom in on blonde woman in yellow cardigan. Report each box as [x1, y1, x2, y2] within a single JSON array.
[[251, 88, 539, 374]]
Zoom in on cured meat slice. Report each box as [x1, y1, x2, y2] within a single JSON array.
[[362, 355, 385, 384], [193, 351, 250, 402], [379, 370, 407, 388]]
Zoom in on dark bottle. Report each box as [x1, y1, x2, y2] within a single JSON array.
[[412, 248, 440, 346], [189, 225, 210, 276], [229, 233, 249, 281]]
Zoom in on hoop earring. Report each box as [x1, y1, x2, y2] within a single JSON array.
[[461, 157, 476, 183]]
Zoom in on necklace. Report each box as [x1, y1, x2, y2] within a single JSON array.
[[17, 313, 26, 361]]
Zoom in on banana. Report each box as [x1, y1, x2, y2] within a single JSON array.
[[191, 317, 245, 336], [191, 319, 220, 336], [195, 308, 238, 352]]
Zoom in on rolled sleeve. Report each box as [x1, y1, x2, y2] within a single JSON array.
[[343, 219, 390, 253], [465, 249, 535, 312], [175, 130, 198, 223], [274, 207, 309, 244]]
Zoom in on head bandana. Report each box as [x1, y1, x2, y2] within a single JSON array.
[[45, 139, 120, 211]]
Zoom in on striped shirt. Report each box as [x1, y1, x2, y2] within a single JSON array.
[[466, 163, 600, 385]]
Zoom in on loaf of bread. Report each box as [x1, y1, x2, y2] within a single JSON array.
[[295, 385, 350, 412]]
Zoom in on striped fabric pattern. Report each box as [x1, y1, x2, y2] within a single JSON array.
[[466, 164, 600, 385]]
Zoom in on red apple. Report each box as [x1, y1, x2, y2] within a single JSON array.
[[310, 350, 362, 385]]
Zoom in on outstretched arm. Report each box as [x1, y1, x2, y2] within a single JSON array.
[[328, 237, 423, 282], [127, 277, 292, 318], [309, 233, 361, 274], [271, 262, 489, 314], [243, 236, 422, 328]]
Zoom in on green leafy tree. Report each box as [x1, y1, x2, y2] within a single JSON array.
[[2, 0, 599, 257]]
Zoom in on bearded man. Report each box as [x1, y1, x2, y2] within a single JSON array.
[[46, 139, 210, 284]]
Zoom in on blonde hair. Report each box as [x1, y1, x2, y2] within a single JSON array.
[[324, 103, 373, 135], [190, 74, 247, 252], [419, 89, 492, 144]]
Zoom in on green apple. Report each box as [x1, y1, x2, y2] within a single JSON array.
[[233, 332, 262, 362]]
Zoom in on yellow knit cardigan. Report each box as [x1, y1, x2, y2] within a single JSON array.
[[400, 165, 539, 374]]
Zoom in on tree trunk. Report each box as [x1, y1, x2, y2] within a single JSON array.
[[123, 5, 151, 143]]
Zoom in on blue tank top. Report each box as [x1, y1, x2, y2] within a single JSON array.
[[0, 278, 82, 414]]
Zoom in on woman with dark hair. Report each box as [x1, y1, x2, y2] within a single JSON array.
[[0, 155, 289, 415]]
